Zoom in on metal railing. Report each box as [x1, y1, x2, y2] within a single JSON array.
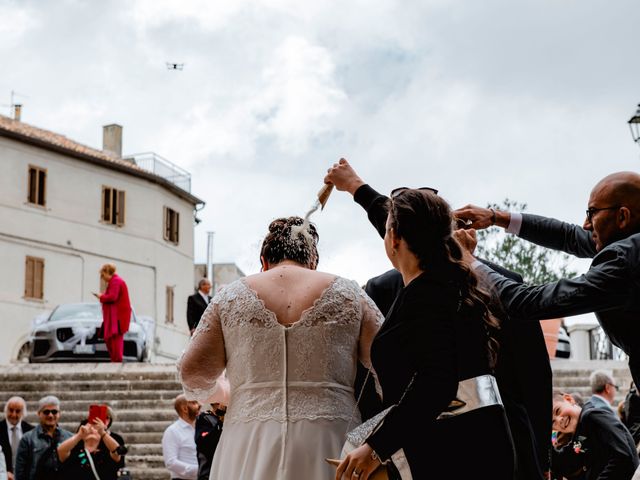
[[589, 325, 627, 360], [126, 152, 191, 192]]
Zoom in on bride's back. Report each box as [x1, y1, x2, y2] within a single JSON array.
[[245, 264, 337, 326]]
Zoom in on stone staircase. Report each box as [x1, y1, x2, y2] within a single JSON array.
[[0, 363, 183, 480], [0, 359, 634, 480], [551, 359, 634, 405]]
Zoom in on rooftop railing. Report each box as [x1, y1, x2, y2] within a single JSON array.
[[126, 152, 191, 192]]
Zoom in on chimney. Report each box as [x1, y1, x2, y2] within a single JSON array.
[[13, 104, 22, 122], [102, 124, 123, 157]]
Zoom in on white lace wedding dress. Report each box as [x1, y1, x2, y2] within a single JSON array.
[[179, 276, 382, 480]]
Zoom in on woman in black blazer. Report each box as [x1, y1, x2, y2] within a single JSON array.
[[336, 188, 515, 480]]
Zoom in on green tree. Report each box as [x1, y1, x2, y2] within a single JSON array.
[[475, 199, 577, 284]]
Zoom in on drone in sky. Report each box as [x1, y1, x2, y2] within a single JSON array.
[[166, 62, 185, 71]]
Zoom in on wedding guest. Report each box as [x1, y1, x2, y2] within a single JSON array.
[[98, 264, 132, 363], [551, 391, 638, 479], [333, 186, 514, 479]]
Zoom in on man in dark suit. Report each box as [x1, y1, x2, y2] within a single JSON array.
[[187, 279, 212, 334], [326, 158, 552, 479], [453, 171, 640, 389], [1, 396, 34, 479]]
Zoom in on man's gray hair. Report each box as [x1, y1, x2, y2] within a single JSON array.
[[4, 396, 27, 417], [38, 395, 61, 412], [197, 278, 210, 289], [590, 370, 615, 394]]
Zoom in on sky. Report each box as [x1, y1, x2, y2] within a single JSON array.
[[2, 0, 640, 296]]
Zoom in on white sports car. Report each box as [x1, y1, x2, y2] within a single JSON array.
[[28, 303, 150, 362]]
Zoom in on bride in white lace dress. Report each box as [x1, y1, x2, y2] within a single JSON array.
[[179, 216, 382, 480]]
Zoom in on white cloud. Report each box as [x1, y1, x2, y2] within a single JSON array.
[[0, 2, 38, 46]]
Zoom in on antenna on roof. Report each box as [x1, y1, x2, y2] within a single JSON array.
[[1, 90, 29, 120]]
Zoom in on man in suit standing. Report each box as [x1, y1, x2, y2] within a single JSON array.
[[453, 171, 640, 389], [325, 158, 552, 479], [589, 370, 618, 412], [0, 397, 33, 480], [187, 279, 212, 335]]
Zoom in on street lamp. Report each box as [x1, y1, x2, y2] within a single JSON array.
[[628, 104, 640, 147]]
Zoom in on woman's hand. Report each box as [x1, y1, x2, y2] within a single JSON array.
[[453, 228, 478, 264], [335, 444, 381, 480], [324, 158, 365, 196], [77, 424, 92, 440], [92, 417, 107, 437]]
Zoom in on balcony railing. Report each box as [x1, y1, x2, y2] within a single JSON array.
[[126, 152, 191, 193], [589, 325, 627, 360]]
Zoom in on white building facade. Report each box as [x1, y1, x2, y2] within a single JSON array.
[[0, 115, 204, 363]]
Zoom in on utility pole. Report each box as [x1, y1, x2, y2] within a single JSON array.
[[206, 231, 215, 292]]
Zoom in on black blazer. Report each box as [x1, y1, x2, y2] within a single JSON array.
[[354, 184, 551, 479], [187, 292, 212, 331], [0, 419, 34, 473], [552, 401, 638, 480]]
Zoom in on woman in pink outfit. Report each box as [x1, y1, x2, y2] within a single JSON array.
[[98, 264, 131, 362]]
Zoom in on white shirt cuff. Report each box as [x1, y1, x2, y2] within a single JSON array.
[[506, 213, 522, 235]]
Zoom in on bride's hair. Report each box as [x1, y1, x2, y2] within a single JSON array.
[[260, 216, 319, 269], [388, 189, 501, 367]]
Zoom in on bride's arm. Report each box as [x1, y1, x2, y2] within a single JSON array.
[[357, 290, 384, 397], [177, 301, 227, 404]]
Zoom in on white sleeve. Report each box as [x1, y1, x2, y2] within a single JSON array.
[[506, 212, 523, 235]]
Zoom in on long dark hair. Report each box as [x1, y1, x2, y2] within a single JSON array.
[[260, 216, 319, 269], [388, 189, 500, 366]]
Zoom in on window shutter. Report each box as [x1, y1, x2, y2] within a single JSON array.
[[117, 190, 125, 226], [174, 212, 180, 244], [102, 187, 110, 222], [28, 168, 36, 204], [38, 170, 46, 206], [34, 259, 44, 299], [25, 257, 34, 297]]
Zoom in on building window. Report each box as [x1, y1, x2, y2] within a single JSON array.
[[27, 166, 47, 206], [164, 207, 180, 244], [166, 286, 175, 324], [24, 256, 45, 299], [101, 187, 125, 226]]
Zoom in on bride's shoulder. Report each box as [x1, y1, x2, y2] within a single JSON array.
[[212, 278, 250, 303]]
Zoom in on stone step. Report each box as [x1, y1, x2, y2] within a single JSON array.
[[0, 363, 179, 380], [57, 420, 172, 433], [0, 379, 182, 391], [23, 399, 176, 411], [127, 454, 165, 469], [128, 443, 163, 456], [9, 390, 181, 401], [127, 467, 171, 480]]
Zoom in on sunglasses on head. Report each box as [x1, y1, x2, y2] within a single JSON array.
[[41, 409, 58, 416], [390, 186, 439, 198]]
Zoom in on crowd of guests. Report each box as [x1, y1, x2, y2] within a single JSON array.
[[176, 160, 640, 479], [4, 161, 640, 479], [0, 395, 126, 480]]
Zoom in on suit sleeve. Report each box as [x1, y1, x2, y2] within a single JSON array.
[[100, 278, 121, 304], [353, 184, 390, 239], [14, 435, 30, 480], [186, 296, 198, 330], [366, 301, 458, 460], [584, 409, 638, 479], [518, 214, 597, 258], [475, 244, 632, 321], [178, 298, 227, 404]]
